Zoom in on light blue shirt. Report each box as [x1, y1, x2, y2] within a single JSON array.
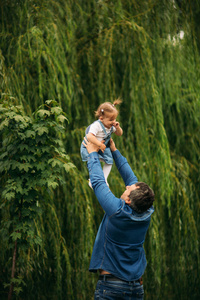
[[87, 150, 154, 281]]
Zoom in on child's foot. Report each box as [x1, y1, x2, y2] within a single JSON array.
[[106, 181, 109, 187], [88, 179, 109, 189], [88, 179, 93, 189]]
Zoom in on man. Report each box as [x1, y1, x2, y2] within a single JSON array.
[[83, 138, 155, 299]]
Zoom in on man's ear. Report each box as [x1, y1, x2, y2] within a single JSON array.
[[125, 198, 131, 205]]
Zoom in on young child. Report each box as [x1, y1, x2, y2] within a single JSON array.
[[80, 99, 123, 187]]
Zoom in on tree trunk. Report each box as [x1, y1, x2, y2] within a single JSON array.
[[8, 238, 17, 300]]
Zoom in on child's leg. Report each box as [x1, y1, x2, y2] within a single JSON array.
[[103, 163, 112, 185]]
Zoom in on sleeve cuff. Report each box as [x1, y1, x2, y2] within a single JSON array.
[[112, 149, 122, 160], [88, 151, 99, 160]]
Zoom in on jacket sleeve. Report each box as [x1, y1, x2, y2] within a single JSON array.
[[87, 152, 122, 216], [112, 150, 138, 186]]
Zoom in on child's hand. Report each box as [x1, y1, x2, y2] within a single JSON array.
[[113, 121, 120, 129], [113, 121, 123, 136], [99, 141, 106, 152]]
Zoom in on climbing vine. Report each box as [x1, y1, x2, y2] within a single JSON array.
[[0, 97, 75, 298]]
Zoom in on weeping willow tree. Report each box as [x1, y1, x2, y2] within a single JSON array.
[[0, 0, 199, 299]]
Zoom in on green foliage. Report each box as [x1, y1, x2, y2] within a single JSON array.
[[0, 96, 75, 298], [0, 0, 200, 299]]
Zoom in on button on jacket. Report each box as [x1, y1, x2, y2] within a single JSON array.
[[87, 150, 154, 281]]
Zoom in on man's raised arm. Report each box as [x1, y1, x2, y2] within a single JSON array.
[[83, 138, 122, 216], [110, 139, 138, 187]]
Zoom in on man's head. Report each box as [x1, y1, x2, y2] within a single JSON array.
[[121, 182, 155, 213]]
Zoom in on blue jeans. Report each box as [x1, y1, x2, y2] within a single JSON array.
[[94, 278, 144, 300]]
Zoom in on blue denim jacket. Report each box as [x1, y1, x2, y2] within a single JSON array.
[[87, 150, 154, 281]]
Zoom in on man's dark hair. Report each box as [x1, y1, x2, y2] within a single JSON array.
[[129, 182, 155, 213]]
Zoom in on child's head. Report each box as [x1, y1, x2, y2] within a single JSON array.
[[95, 99, 122, 129]]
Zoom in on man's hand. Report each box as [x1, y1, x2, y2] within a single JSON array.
[[82, 137, 99, 154], [110, 138, 117, 152]]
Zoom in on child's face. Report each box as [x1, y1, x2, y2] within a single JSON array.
[[100, 112, 117, 129]]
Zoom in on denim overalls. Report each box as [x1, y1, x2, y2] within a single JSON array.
[[80, 120, 114, 164]]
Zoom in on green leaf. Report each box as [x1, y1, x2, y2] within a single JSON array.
[[13, 115, 26, 123], [10, 231, 21, 241], [25, 130, 36, 138], [2, 136, 12, 147], [57, 114, 68, 123], [53, 139, 64, 147], [0, 105, 8, 113], [20, 155, 36, 163], [11, 161, 20, 170], [36, 145, 50, 154], [36, 178, 49, 186], [60, 153, 70, 160], [47, 180, 58, 189], [13, 287, 23, 295], [36, 126, 49, 136], [34, 235, 42, 246], [18, 163, 32, 172], [17, 132, 26, 140], [0, 118, 9, 130], [0, 160, 11, 172], [45, 100, 58, 106], [48, 158, 62, 168], [18, 144, 29, 151], [36, 109, 50, 117], [51, 106, 62, 114], [2, 191, 15, 201], [63, 162, 75, 172], [34, 162, 46, 171], [0, 151, 8, 160]]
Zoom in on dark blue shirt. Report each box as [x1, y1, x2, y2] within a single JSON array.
[[87, 150, 154, 281]]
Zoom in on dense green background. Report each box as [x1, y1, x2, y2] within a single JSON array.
[[0, 0, 199, 299]]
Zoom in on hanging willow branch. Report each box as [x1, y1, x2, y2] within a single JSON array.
[[0, 0, 199, 299]]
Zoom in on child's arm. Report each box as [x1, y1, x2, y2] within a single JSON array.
[[113, 122, 123, 136], [86, 133, 106, 152]]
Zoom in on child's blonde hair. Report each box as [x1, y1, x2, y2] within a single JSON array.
[[95, 99, 122, 118]]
